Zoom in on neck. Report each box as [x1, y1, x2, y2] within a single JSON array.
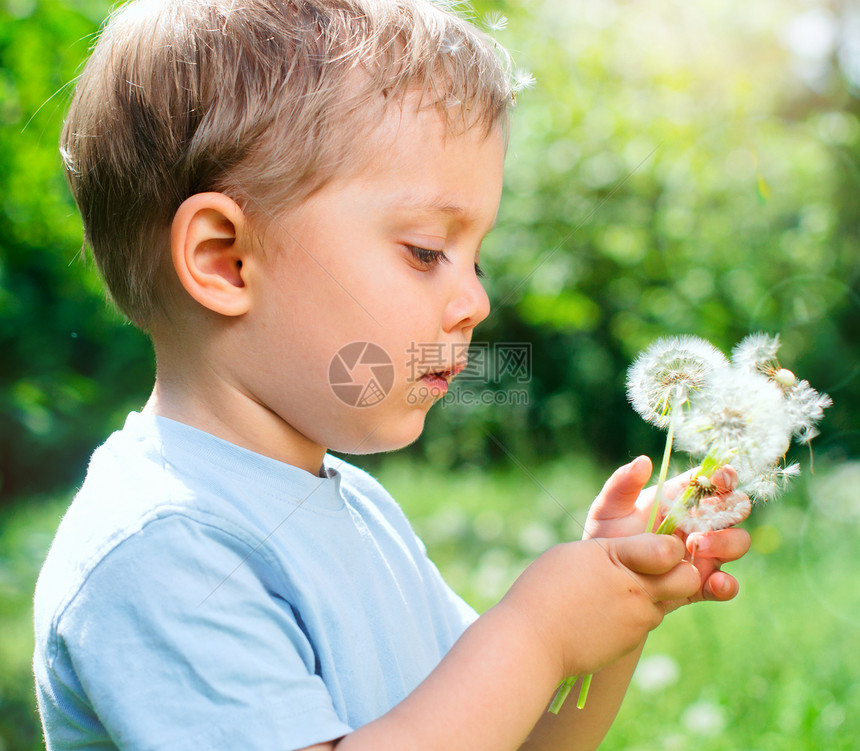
[[143, 355, 328, 477]]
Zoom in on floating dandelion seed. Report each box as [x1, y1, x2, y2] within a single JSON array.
[[485, 11, 508, 31], [440, 36, 463, 55], [627, 335, 728, 428], [511, 68, 536, 94]]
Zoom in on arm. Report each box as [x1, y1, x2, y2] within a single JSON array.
[[303, 532, 700, 751], [517, 457, 750, 750]]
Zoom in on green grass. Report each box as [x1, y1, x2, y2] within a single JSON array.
[[378, 456, 860, 751], [2, 457, 857, 750]]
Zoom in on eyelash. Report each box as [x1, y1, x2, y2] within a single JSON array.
[[406, 246, 485, 279]]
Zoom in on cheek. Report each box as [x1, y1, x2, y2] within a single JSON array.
[[265, 250, 438, 373]]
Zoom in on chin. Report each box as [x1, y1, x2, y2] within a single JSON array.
[[329, 408, 428, 456]]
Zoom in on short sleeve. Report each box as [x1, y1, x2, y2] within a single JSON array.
[[47, 512, 352, 750]]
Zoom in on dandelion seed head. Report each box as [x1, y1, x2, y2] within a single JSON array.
[[626, 336, 729, 429], [675, 368, 792, 482], [785, 379, 832, 444], [696, 475, 714, 491], [676, 490, 752, 533], [742, 461, 801, 502], [732, 332, 782, 377], [744, 474, 778, 502]]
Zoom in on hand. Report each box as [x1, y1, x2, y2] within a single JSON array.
[[502, 533, 700, 678], [583, 457, 751, 608]]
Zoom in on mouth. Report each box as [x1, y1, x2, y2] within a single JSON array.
[[419, 362, 467, 383], [415, 361, 467, 399]]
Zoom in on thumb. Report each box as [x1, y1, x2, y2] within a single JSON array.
[[590, 455, 652, 519]]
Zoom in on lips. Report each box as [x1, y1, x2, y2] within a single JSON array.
[[419, 361, 466, 382]]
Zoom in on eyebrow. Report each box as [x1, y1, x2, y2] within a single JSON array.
[[391, 192, 468, 216], [387, 191, 498, 230]]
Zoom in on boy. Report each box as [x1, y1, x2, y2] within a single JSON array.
[[34, 0, 750, 748]]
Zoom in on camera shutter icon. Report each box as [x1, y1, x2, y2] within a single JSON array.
[[328, 342, 395, 407]]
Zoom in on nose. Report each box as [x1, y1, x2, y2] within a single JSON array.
[[442, 267, 491, 335]]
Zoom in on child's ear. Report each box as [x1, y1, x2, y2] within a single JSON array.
[[170, 193, 252, 317]]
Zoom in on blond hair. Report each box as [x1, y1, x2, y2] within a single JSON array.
[[61, 0, 514, 328]]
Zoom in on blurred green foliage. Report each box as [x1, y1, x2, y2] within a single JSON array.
[[0, 0, 151, 500], [430, 0, 860, 474], [1, 0, 858, 500]]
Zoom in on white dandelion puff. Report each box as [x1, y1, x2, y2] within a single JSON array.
[[732, 332, 782, 376], [626, 335, 729, 429], [675, 368, 792, 481], [733, 332, 801, 389], [675, 490, 752, 533], [628, 333, 831, 537], [785, 379, 832, 445], [742, 461, 801, 502]]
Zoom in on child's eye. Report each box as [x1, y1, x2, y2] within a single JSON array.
[[406, 245, 450, 268], [406, 245, 486, 279]]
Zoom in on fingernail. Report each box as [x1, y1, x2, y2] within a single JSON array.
[[691, 535, 709, 554]]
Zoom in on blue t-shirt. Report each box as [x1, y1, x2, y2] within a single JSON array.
[[33, 412, 477, 750]]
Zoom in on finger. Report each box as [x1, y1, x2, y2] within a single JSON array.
[[686, 527, 751, 562], [633, 468, 695, 524], [611, 533, 686, 575], [591, 456, 652, 518], [709, 465, 739, 493], [701, 570, 739, 601], [642, 561, 701, 603], [657, 467, 697, 502]]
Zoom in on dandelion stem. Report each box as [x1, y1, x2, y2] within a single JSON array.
[[647, 414, 676, 533], [576, 673, 593, 709], [548, 676, 577, 714], [656, 479, 705, 534]]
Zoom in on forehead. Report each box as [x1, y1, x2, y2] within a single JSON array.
[[342, 102, 506, 227]]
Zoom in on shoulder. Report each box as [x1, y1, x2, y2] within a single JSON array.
[[34, 416, 289, 652]]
